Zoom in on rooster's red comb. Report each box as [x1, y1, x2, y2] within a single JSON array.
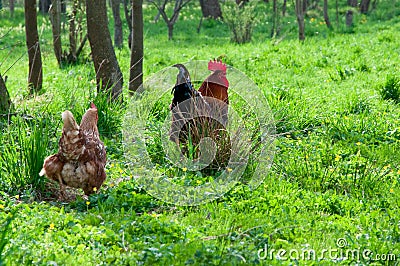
[[208, 59, 227, 73], [90, 102, 97, 109]]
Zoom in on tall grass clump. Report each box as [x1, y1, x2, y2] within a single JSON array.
[[0, 116, 51, 194], [146, 102, 233, 173], [379, 75, 400, 103], [222, 0, 257, 44], [94, 92, 125, 139], [177, 116, 232, 172]]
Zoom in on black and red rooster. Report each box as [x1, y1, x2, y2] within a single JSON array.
[[169, 59, 230, 170]]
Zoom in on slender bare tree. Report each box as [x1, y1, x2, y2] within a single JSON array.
[[111, 0, 123, 48], [282, 0, 287, 16], [49, 0, 87, 65], [348, 0, 357, 7], [9, 0, 15, 17], [124, 0, 134, 48], [124, 0, 132, 32], [335, 0, 339, 26], [295, 0, 306, 41], [199, 0, 221, 19], [323, 0, 332, 29], [0, 74, 11, 112], [86, 0, 123, 101], [148, 0, 192, 40], [360, 0, 370, 13], [68, 0, 79, 62], [271, 0, 280, 38], [129, 0, 143, 93], [25, 0, 43, 92], [39, 0, 51, 13], [345, 9, 353, 27], [50, 0, 62, 66], [198, 0, 222, 32]]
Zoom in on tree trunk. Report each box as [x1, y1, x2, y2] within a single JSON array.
[[39, 0, 51, 13], [0, 74, 11, 112], [199, 0, 222, 19], [61, 0, 66, 13], [9, 0, 14, 17], [323, 0, 332, 29], [270, 0, 280, 38], [360, 0, 370, 13], [282, 0, 287, 16], [75, 34, 88, 60], [168, 23, 174, 40], [124, 0, 133, 48], [124, 0, 132, 32], [348, 0, 357, 7], [86, 0, 123, 101], [68, 0, 78, 62], [129, 0, 143, 93], [295, 0, 305, 41], [24, 0, 43, 93], [345, 9, 353, 27], [50, 0, 62, 66], [335, 0, 339, 26], [297, 17, 305, 41], [111, 0, 123, 48], [302, 0, 307, 13]]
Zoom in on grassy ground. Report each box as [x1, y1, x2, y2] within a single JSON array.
[[1, 1, 400, 265]]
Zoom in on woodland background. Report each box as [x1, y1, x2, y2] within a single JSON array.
[[0, 0, 400, 264]]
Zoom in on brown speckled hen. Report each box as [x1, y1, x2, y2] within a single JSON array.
[[40, 103, 106, 198]]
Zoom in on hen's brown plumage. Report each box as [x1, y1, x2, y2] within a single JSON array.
[[40, 103, 106, 197]]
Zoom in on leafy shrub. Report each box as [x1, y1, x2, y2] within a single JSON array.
[[222, 1, 257, 44], [379, 75, 400, 103]]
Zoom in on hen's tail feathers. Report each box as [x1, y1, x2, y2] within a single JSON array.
[[39, 168, 46, 176], [62, 110, 79, 132], [60, 110, 84, 160]]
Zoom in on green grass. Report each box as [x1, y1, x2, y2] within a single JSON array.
[[1, 1, 400, 265]]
